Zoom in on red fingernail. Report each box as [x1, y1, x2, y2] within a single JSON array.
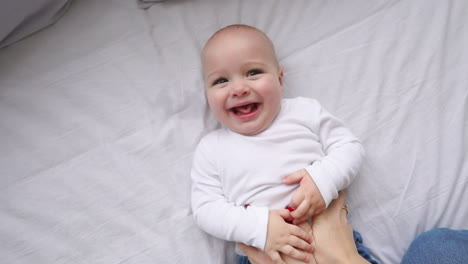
[[285, 206, 295, 212]]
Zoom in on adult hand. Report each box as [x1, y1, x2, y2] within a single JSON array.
[[238, 243, 273, 264], [310, 192, 362, 264], [241, 192, 369, 264]]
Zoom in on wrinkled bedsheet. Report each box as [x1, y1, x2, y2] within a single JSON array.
[[1, 0, 467, 263]]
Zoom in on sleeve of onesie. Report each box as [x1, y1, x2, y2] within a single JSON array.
[[302, 98, 365, 207], [190, 135, 270, 250]]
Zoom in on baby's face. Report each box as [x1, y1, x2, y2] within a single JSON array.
[[202, 29, 283, 136]]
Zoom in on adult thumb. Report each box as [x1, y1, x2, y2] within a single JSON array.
[[282, 169, 306, 185], [237, 243, 273, 264], [237, 243, 258, 256]]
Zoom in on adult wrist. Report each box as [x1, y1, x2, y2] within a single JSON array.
[[347, 254, 371, 264]]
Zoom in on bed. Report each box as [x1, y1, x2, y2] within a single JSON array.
[[1, 0, 467, 263]]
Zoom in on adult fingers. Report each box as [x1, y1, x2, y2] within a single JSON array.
[[237, 243, 261, 262]]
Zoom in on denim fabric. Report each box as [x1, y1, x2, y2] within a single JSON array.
[[401, 228, 468, 264], [354, 230, 379, 264], [237, 255, 251, 264], [237, 230, 378, 264]]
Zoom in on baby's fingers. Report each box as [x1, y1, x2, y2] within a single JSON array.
[[280, 245, 311, 263], [268, 251, 286, 264], [292, 204, 311, 224], [291, 199, 312, 219], [289, 224, 312, 243], [289, 235, 314, 253]]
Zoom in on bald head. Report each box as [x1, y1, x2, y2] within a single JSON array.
[[202, 25, 279, 71]]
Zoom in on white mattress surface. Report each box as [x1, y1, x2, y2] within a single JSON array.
[[1, 0, 467, 263]]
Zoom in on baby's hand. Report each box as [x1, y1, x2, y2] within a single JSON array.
[[264, 209, 314, 264], [283, 169, 326, 224]]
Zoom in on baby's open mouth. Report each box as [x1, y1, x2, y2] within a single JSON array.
[[230, 103, 259, 116]]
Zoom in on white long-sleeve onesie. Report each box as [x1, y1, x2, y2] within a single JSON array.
[[191, 97, 364, 252]]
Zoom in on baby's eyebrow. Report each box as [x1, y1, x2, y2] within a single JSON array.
[[243, 61, 269, 69], [205, 70, 223, 81]]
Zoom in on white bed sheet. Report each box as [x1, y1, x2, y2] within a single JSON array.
[[1, 0, 467, 263]]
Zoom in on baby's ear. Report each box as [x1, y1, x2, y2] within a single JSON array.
[[278, 67, 284, 86]]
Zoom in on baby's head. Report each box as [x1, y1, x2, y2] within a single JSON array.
[[202, 25, 284, 136]]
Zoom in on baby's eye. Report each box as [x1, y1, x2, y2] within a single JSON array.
[[213, 78, 228, 85], [247, 70, 262, 77]]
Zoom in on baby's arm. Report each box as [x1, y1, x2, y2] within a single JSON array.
[[191, 137, 269, 249], [281, 98, 364, 224], [301, 98, 365, 209]]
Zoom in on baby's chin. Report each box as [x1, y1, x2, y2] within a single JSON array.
[[228, 123, 269, 136], [227, 114, 280, 136]]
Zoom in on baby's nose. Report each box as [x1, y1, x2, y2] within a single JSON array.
[[231, 81, 250, 96]]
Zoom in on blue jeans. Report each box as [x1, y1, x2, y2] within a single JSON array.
[[401, 228, 468, 264], [237, 230, 378, 264]]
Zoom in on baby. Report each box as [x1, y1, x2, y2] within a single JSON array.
[[191, 24, 365, 264]]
